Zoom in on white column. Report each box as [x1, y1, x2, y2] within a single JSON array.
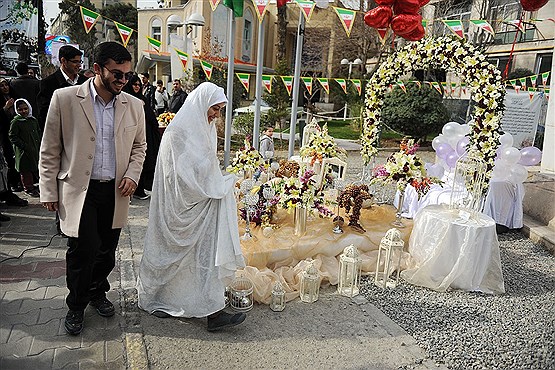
[[253, 18, 265, 150], [288, 10, 305, 158], [540, 53, 555, 174], [224, 11, 236, 168]]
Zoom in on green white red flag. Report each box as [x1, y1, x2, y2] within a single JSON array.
[[335, 78, 347, 93], [442, 20, 464, 39], [301, 77, 313, 95], [317, 78, 330, 94], [174, 48, 189, 71], [430, 82, 442, 94], [505, 19, 525, 33], [281, 76, 294, 96], [80, 7, 100, 34], [470, 20, 494, 36], [396, 81, 406, 93], [294, 0, 316, 22], [351, 79, 361, 95], [519, 77, 527, 91], [333, 7, 356, 37], [530, 75, 538, 88], [262, 75, 273, 93], [114, 22, 133, 47], [252, 0, 269, 22], [201, 60, 214, 80], [541, 72, 550, 86], [209, 0, 221, 11], [236, 73, 250, 92], [147, 36, 162, 55]]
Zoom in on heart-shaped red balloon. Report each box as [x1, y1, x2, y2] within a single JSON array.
[[364, 6, 394, 29], [375, 0, 395, 5], [520, 0, 548, 11], [393, 0, 421, 15], [391, 14, 422, 36], [403, 23, 425, 41], [419, 0, 431, 6]]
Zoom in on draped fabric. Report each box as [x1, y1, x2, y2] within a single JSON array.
[[137, 82, 245, 318]]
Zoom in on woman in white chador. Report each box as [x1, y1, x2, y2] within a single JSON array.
[[137, 82, 246, 331]]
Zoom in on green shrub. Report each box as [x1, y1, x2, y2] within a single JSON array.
[[233, 113, 254, 138]]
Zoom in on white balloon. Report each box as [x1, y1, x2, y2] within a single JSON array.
[[508, 164, 528, 184], [457, 123, 470, 135], [442, 122, 460, 138], [432, 134, 447, 150], [448, 134, 464, 150], [499, 133, 514, 148], [499, 147, 521, 165]]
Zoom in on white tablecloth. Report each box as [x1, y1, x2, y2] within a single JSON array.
[[396, 179, 524, 229], [401, 204, 505, 294]]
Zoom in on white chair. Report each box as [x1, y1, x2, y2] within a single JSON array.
[[317, 157, 348, 190]]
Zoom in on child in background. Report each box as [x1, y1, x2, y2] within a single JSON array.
[[8, 99, 41, 197], [259, 126, 275, 161]]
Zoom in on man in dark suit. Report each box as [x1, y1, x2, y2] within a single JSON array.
[[140, 72, 156, 113], [37, 46, 88, 130]]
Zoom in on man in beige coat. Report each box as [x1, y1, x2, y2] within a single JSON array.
[[39, 42, 147, 335]]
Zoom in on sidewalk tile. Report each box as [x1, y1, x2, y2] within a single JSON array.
[[0, 299, 22, 315], [105, 340, 124, 362], [1, 349, 56, 369], [0, 280, 30, 295], [79, 359, 125, 370], [3, 286, 47, 301], [0, 336, 32, 357], [37, 307, 67, 325], [9, 319, 61, 343], [29, 334, 81, 355], [20, 297, 65, 313], [0, 327, 9, 343], [2, 310, 39, 326], [81, 327, 122, 347], [53, 342, 104, 369]]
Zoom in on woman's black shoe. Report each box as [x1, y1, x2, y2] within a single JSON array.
[[207, 311, 246, 332]]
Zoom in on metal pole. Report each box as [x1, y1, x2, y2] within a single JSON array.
[[288, 10, 305, 159], [224, 11, 236, 168], [253, 18, 265, 150], [343, 62, 352, 120]]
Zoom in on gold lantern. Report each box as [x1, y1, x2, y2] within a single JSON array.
[[270, 281, 285, 312], [338, 244, 362, 297], [300, 261, 320, 303], [375, 228, 404, 289], [229, 275, 254, 312]]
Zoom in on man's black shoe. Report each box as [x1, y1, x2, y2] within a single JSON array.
[[64, 310, 84, 335], [89, 297, 115, 317], [207, 311, 246, 332]]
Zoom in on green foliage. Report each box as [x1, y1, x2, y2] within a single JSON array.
[[101, 3, 137, 51], [381, 83, 448, 140], [232, 112, 273, 140], [59, 0, 97, 62], [263, 59, 291, 129]]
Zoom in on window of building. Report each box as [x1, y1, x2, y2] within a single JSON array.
[[535, 53, 552, 86], [151, 18, 162, 42], [490, 0, 535, 44], [211, 5, 228, 58], [241, 10, 254, 63], [432, 0, 471, 38]]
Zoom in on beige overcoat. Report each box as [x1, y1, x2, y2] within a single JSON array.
[[39, 80, 147, 237]]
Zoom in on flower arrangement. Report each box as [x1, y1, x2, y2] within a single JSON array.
[[276, 168, 333, 217], [227, 137, 265, 175], [338, 184, 373, 233], [239, 183, 278, 226], [300, 123, 347, 165], [362, 36, 505, 183], [157, 112, 175, 127], [371, 139, 441, 198]]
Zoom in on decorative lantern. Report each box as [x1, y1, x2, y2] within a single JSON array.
[[229, 275, 254, 312], [450, 155, 487, 220], [338, 244, 362, 297], [300, 261, 320, 303], [375, 228, 404, 289], [270, 281, 285, 312]]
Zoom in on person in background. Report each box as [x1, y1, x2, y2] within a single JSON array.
[[39, 41, 147, 336], [0, 122, 27, 208], [9, 62, 40, 121], [37, 45, 88, 130], [9, 99, 41, 197], [168, 79, 187, 113], [140, 72, 156, 113], [28, 68, 37, 79], [123, 75, 161, 200], [259, 126, 275, 161], [0, 77, 23, 192], [154, 80, 169, 116], [79, 69, 95, 79]]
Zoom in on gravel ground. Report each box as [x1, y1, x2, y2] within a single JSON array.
[[360, 231, 555, 370]]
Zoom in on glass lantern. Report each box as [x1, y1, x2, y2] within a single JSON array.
[[300, 261, 320, 303], [270, 281, 285, 312], [229, 275, 254, 312], [338, 244, 362, 297], [374, 228, 404, 289]]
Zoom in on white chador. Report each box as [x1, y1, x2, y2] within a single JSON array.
[[137, 82, 245, 317]]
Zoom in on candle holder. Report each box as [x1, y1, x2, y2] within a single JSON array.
[[270, 281, 285, 312], [338, 244, 362, 297], [241, 193, 259, 241], [300, 261, 320, 303], [374, 228, 404, 289], [332, 179, 346, 234], [391, 184, 406, 228]]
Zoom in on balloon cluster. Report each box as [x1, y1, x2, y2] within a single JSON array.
[[431, 121, 542, 185], [364, 0, 430, 41], [520, 0, 548, 11]]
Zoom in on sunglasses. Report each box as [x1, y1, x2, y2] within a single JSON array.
[[101, 65, 134, 81]]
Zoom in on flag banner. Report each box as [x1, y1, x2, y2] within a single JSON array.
[[451, 82, 457, 95], [80, 6, 100, 34], [294, 0, 316, 22], [545, 88, 550, 101], [505, 19, 524, 33], [114, 22, 133, 47], [281, 76, 294, 95], [317, 78, 330, 94], [442, 20, 464, 39], [530, 75, 538, 88], [236, 73, 250, 92], [147, 36, 162, 55], [201, 60, 214, 80], [410, 80, 421, 88], [470, 20, 494, 36], [519, 77, 527, 91], [396, 81, 406, 93], [333, 7, 356, 37], [431, 81, 442, 94], [376, 28, 389, 45], [301, 76, 313, 95], [440, 82, 448, 94], [528, 87, 536, 102], [509, 79, 517, 89], [262, 75, 273, 93], [515, 84, 521, 93], [174, 48, 189, 71], [335, 78, 347, 93], [252, 0, 269, 22], [209, 0, 222, 11], [351, 79, 362, 95], [541, 72, 550, 86], [460, 82, 467, 95], [223, 0, 244, 17]]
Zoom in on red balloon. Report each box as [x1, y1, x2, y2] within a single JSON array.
[[391, 14, 422, 36], [403, 23, 425, 41], [393, 0, 421, 15], [376, 0, 395, 5], [520, 0, 548, 11], [364, 6, 394, 29], [419, 0, 431, 6]]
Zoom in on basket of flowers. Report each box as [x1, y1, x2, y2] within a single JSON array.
[[300, 123, 347, 166]]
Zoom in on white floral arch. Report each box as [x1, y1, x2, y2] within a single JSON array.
[[362, 36, 506, 180]]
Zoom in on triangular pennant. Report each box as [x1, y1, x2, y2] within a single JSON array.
[[236, 73, 250, 92], [460, 82, 467, 95], [80, 6, 100, 34], [545, 88, 550, 100], [262, 75, 273, 93], [509, 79, 517, 89], [335, 78, 347, 93], [443, 20, 464, 39], [209, 0, 222, 11], [174, 48, 189, 71], [252, 0, 269, 22], [505, 19, 525, 33], [333, 7, 356, 37], [317, 78, 330, 94], [440, 82, 448, 95], [281, 76, 294, 96], [530, 75, 538, 88], [223, 0, 244, 17], [201, 60, 214, 80], [294, 0, 316, 22], [147, 36, 162, 55], [301, 76, 313, 95], [541, 72, 550, 86], [396, 81, 406, 93], [410, 80, 421, 88], [376, 28, 389, 45], [519, 77, 527, 91], [351, 79, 362, 95], [470, 20, 495, 36], [515, 85, 521, 93], [528, 87, 536, 102], [114, 22, 133, 47], [431, 81, 442, 94], [450, 82, 457, 95]]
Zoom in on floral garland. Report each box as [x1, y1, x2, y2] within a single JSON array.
[[362, 36, 505, 183], [371, 139, 442, 198], [276, 169, 333, 217], [227, 138, 265, 175], [157, 112, 175, 127], [300, 123, 347, 165]]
